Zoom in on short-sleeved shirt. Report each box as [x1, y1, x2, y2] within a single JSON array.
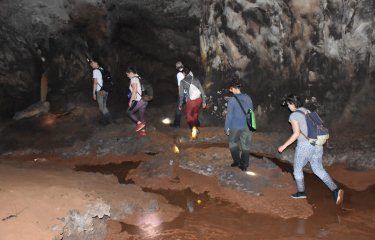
[[289, 107, 309, 144], [176, 72, 184, 87], [129, 76, 142, 101], [93, 69, 103, 92]]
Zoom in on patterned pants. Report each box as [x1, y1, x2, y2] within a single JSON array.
[[293, 142, 337, 192], [127, 99, 148, 124]]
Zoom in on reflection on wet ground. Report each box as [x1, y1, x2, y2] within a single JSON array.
[[75, 161, 140, 184], [76, 152, 375, 239]]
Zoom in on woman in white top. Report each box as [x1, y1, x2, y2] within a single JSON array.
[[126, 67, 148, 132]]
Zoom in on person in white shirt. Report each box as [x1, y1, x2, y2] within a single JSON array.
[[170, 61, 195, 128], [89, 58, 112, 125]]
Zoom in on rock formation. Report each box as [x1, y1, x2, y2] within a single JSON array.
[[0, 0, 373, 131]]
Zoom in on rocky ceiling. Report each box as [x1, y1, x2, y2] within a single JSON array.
[[0, 0, 374, 130]]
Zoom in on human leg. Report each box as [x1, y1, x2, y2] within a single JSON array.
[[239, 129, 252, 170], [171, 97, 184, 127], [309, 146, 338, 191], [185, 100, 195, 128], [97, 91, 109, 115], [228, 129, 241, 166], [309, 146, 344, 204], [137, 100, 148, 124], [293, 144, 310, 193], [191, 98, 202, 127], [97, 91, 111, 125]]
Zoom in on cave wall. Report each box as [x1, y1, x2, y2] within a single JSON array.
[[0, 0, 374, 131], [0, 0, 203, 118], [200, 0, 374, 129]]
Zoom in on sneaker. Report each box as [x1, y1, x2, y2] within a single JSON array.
[[135, 123, 145, 132], [291, 192, 307, 199], [333, 188, 344, 205]]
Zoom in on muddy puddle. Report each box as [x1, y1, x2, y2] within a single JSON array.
[[76, 156, 375, 239]]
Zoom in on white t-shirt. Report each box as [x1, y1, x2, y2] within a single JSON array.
[[129, 76, 142, 101], [93, 69, 103, 92], [176, 72, 184, 86]]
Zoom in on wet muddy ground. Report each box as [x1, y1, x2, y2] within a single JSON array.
[[80, 156, 375, 240], [0, 107, 374, 239]]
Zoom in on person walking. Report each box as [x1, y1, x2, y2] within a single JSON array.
[[126, 67, 148, 132], [224, 79, 253, 171], [178, 67, 206, 136], [89, 58, 112, 125], [170, 61, 193, 128], [278, 94, 344, 205]]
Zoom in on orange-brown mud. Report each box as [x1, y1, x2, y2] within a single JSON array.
[[0, 106, 374, 239]]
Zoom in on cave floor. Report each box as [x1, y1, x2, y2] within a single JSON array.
[[0, 106, 374, 239]]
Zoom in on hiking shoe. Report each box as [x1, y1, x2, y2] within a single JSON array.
[[333, 188, 344, 205], [135, 123, 145, 132], [291, 192, 307, 199], [239, 166, 248, 171]]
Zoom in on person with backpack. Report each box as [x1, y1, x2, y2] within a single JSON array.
[[126, 67, 148, 132], [278, 94, 344, 205], [178, 66, 206, 137], [224, 79, 253, 171], [89, 58, 112, 125], [170, 61, 197, 128]]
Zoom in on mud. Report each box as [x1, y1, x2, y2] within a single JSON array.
[[0, 107, 374, 239]]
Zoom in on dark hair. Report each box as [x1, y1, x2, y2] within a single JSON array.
[[126, 66, 137, 74], [229, 77, 242, 89], [87, 57, 100, 65], [281, 94, 302, 108], [182, 66, 190, 75]]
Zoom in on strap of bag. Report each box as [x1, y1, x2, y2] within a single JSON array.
[[295, 110, 309, 140], [233, 95, 247, 117], [181, 77, 194, 98]]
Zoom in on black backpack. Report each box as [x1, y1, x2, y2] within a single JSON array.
[[138, 77, 153, 101], [98, 67, 114, 92]]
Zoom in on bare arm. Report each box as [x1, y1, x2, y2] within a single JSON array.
[[92, 78, 97, 100], [278, 120, 300, 153], [129, 82, 138, 107]]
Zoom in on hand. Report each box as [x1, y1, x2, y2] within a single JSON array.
[[225, 128, 230, 136], [202, 103, 207, 109], [129, 101, 132, 107], [278, 145, 286, 153], [178, 106, 182, 111]]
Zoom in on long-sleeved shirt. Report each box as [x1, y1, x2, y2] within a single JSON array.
[[224, 93, 253, 130], [178, 75, 206, 108]]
